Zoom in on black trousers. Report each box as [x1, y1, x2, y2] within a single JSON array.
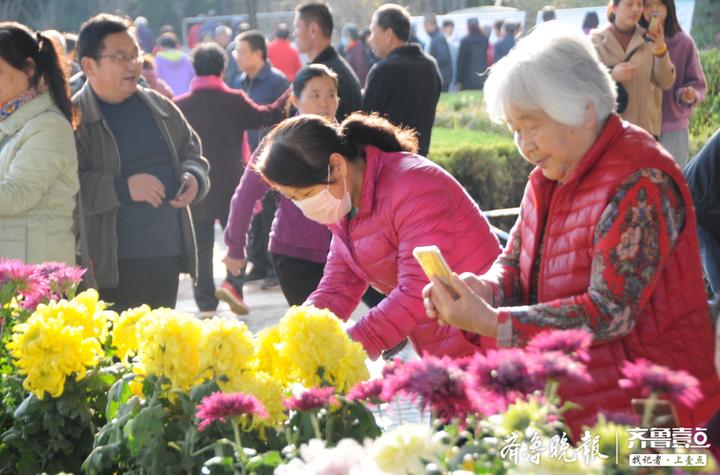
[[270, 252, 386, 309], [193, 219, 245, 311], [271, 252, 325, 306], [99, 255, 180, 313], [247, 191, 277, 278]]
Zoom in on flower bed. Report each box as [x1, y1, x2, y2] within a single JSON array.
[[0, 259, 716, 474]]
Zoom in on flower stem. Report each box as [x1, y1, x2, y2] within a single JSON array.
[[310, 412, 322, 440], [231, 419, 247, 475], [642, 392, 658, 428], [324, 409, 334, 445], [545, 380, 559, 404]]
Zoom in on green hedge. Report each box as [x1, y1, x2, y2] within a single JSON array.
[[689, 49, 720, 157]]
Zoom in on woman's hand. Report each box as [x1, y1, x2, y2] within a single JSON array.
[[611, 62, 637, 83], [646, 16, 666, 53], [422, 273, 498, 337], [223, 255, 246, 276], [679, 86, 698, 104]]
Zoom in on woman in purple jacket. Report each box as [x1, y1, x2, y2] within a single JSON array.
[[255, 112, 502, 360], [223, 65, 337, 305], [641, 0, 706, 167]]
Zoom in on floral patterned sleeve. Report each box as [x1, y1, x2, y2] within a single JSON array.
[[480, 221, 524, 307], [496, 169, 685, 348]]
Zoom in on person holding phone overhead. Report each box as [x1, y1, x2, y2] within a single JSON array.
[[254, 112, 502, 360], [640, 0, 706, 167], [590, 0, 675, 138]]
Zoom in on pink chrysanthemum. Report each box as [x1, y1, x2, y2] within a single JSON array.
[[619, 359, 702, 408], [381, 358, 404, 378], [535, 351, 592, 385], [35, 262, 85, 298], [196, 391, 268, 431], [597, 409, 641, 426], [284, 387, 337, 412], [527, 329, 592, 363], [0, 260, 47, 309], [465, 349, 543, 406], [347, 379, 386, 404], [380, 355, 472, 421]]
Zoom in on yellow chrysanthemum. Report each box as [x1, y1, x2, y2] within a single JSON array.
[[221, 370, 288, 430], [32, 289, 114, 342], [254, 325, 294, 383], [277, 306, 369, 391], [331, 339, 370, 392], [134, 309, 202, 391], [111, 304, 152, 363], [199, 317, 255, 381], [8, 315, 102, 399]]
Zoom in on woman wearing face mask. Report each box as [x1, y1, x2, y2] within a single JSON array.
[[590, 0, 675, 138], [223, 65, 336, 307], [640, 0, 705, 167], [255, 112, 502, 360]]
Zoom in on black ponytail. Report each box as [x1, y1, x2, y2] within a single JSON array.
[[256, 112, 418, 188], [339, 113, 418, 157], [0, 23, 76, 128], [35, 32, 77, 128]]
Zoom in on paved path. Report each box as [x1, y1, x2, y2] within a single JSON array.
[[174, 224, 426, 429]]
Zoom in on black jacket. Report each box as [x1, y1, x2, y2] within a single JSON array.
[[685, 128, 720, 243], [428, 30, 452, 92], [362, 44, 442, 156], [312, 46, 362, 121], [457, 33, 489, 90]]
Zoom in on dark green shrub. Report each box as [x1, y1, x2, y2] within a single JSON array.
[[689, 49, 720, 157]]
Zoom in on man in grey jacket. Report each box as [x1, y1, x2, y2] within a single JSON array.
[[74, 14, 210, 311]]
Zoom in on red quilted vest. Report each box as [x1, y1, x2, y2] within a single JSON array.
[[517, 115, 720, 435]]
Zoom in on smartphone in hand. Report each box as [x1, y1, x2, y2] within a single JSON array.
[[174, 172, 192, 200]]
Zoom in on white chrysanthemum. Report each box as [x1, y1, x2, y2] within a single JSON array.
[[275, 438, 376, 475], [369, 424, 444, 475]]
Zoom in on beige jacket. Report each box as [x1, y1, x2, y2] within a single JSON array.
[[0, 93, 78, 264], [591, 25, 675, 137]]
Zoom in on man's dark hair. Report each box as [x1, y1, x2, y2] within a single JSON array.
[[541, 6, 557, 22], [158, 32, 179, 49], [64, 32, 77, 53], [237, 30, 267, 61], [191, 43, 226, 76], [77, 13, 130, 60], [442, 19, 454, 29], [493, 19, 504, 33], [503, 21, 516, 36], [296, 3, 333, 39], [374, 4, 411, 42], [275, 22, 290, 40]]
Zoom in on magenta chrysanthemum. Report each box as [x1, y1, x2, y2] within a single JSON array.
[[35, 262, 85, 298], [526, 329, 592, 363], [597, 409, 641, 426], [535, 351, 592, 385], [284, 387, 337, 412], [619, 359, 702, 408], [0, 260, 48, 310], [347, 379, 386, 404], [381, 355, 472, 421], [196, 391, 268, 431], [465, 349, 543, 406]]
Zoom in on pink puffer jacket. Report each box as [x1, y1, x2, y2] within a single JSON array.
[[307, 145, 502, 359]]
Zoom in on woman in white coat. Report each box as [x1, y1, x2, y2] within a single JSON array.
[[0, 22, 79, 264]]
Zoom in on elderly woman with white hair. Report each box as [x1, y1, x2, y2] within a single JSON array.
[[423, 22, 720, 436]]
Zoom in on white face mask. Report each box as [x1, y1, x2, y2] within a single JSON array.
[[292, 166, 352, 225]]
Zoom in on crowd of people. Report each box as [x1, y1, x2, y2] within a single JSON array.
[[0, 0, 719, 447]]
